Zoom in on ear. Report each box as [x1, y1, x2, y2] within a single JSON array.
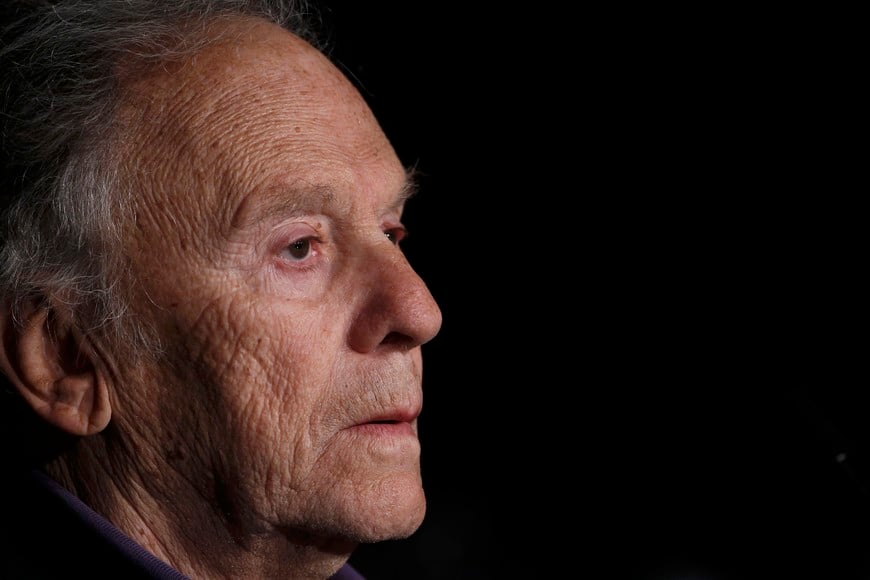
[[0, 299, 111, 436]]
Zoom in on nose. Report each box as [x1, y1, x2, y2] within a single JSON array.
[[348, 247, 443, 354]]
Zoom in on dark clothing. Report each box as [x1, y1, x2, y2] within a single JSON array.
[[0, 469, 364, 579]]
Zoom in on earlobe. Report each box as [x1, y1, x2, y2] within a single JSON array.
[[0, 300, 111, 436]]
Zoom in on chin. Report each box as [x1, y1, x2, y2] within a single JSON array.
[[345, 474, 427, 542]]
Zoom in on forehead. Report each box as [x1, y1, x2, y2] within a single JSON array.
[[119, 17, 406, 232]]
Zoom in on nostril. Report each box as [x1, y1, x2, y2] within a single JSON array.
[[381, 331, 412, 347]]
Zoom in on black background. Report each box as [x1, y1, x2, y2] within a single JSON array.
[[318, 4, 866, 579]]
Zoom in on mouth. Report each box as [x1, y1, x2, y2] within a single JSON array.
[[351, 420, 417, 437], [363, 408, 419, 425], [347, 406, 420, 437]]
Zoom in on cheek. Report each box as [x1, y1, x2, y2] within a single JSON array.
[[180, 297, 343, 467]]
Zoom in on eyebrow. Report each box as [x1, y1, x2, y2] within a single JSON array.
[[398, 165, 421, 206], [230, 166, 422, 231]]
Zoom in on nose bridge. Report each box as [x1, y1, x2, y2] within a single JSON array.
[[378, 247, 419, 295]]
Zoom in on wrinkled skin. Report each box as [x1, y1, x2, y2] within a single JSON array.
[[62, 17, 442, 579]]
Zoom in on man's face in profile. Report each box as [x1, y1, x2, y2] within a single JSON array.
[[109, 17, 441, 545]]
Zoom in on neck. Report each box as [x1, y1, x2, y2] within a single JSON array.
[[44, 432, 355, 579]]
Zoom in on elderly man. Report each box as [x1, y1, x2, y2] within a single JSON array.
[[0, 0, 442, 578]]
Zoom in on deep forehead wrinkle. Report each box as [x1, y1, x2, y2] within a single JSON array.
[[230, 167, 421, 231]]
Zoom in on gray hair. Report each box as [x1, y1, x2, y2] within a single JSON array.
[[0, 0, 321, 356]]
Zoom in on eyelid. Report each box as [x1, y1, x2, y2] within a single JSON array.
[[382, 209, 408, 242], [272, 220, 325, 267], [385, 225, 408, 245]]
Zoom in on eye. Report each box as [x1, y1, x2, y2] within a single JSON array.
[[384, 227, 407, 245], [282, 237, 317, 261]]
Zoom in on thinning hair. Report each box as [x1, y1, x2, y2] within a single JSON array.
[[0, 0, 321, 357]]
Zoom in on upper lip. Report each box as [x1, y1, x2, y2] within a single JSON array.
[[354, 397, 422, 426]]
